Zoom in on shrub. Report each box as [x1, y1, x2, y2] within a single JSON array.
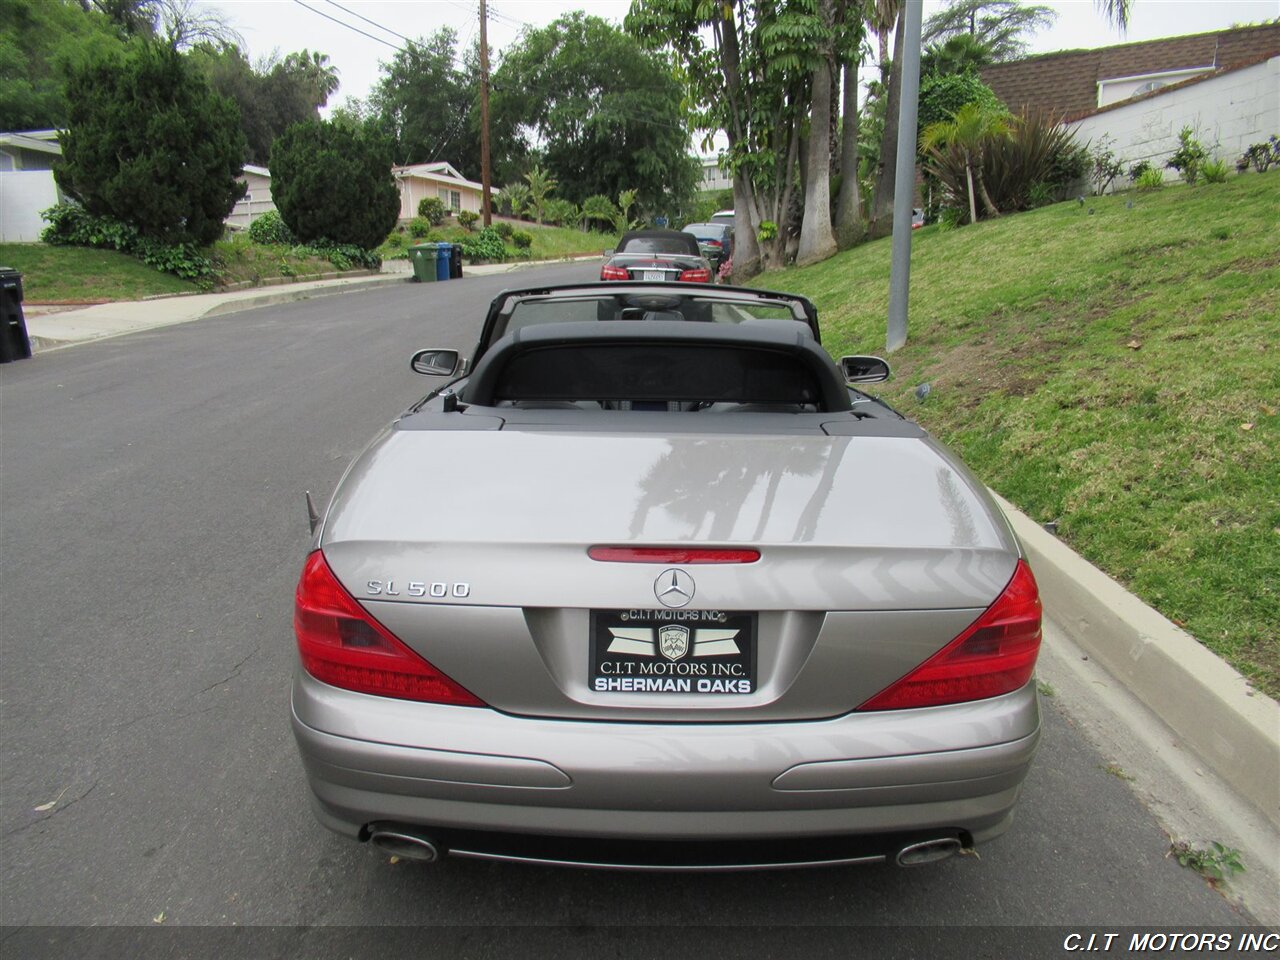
[[758, 220, 778, 241], [409, 217, 433, 238], [297, 238, 381, 271], [457, 210, 479, 231], [460, 227, 506, 262], [418, 196, 447, 225], [1201, 158, 1230, 184], [1088, 136, 1125, 195], [1166, 126, 1209, 185], [1135, 167, 1164, 190], [1237, 136, 1278, 173], [269, 119, 400, 250], [248, 210, 294, 246], [511, 229, 533, 250], [1026, 180, 1055, 208], [1128, 159, 1154, 182], [492, 220, 514, 239], [383, 232, 405, 249], [55, 42, 247, 246], [40, 204, 217, 285]]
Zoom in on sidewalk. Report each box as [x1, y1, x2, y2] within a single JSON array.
[[21, 255, 599, 351]]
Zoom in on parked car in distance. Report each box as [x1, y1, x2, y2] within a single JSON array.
[[681, 222, 733, 273], [600, 229, 713, 283], [913, 208, 924, 229], [710, 208, 735, 227], [291, 281, 1045, 871]]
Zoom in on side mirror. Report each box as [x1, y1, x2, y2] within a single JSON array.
[[410, 348, 461, 377], [840, 355, 891, 384]]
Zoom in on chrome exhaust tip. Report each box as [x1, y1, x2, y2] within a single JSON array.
[[368, 828, 442, 862], [895, 838, 963, 867]]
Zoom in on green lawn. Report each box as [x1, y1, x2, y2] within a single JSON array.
[[0, 243, 197, 301], [379, 218, 611, 263], [756, 173, 1280, 696]]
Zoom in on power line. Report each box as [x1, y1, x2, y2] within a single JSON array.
[[291, 0, 400, 51], [324, 0, 418, 48]]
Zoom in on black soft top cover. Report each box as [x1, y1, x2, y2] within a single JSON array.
[[462, 320, 852, 411], [616, 229, 701, 257]]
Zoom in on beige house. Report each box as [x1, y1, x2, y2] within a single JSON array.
[[393, 162, 485, 220], [226, 164, 277, 230]]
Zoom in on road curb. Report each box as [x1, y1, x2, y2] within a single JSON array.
[[992, 492, 1280, 830], [201, 274, 409, 318]]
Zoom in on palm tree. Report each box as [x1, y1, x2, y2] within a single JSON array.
[[500, 182, 530, 219], [919, 102, 1010, 224], [1095, 0, 1132, 30], [523, 166, 557, 225]]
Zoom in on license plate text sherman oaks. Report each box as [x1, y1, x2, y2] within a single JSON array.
[[590, 610, 758, 695]]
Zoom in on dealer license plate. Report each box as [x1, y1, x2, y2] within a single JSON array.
[[589, 609, 757, 695], [642, 270, 666, 281]]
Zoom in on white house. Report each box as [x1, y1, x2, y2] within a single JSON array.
[[393, 162, 485, 220], [0, 130, 62, 242], [696, 155, 732, 193], [226, 164, 277, 230]]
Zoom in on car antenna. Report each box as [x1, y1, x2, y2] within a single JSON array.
[[305, 491, 320, 534]]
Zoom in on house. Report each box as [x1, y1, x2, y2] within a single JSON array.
[[0, 130, 63, 242], [393, 162, 485, 220], [979, 24, 1280, 189], [226, 165, 277, 230], [696, 155, 732, 193]]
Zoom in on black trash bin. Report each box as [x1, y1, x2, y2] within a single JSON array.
[[0, 267, 32, 363], [449, 243, 463, 279]]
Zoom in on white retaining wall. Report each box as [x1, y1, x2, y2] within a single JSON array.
[[1070, 56, 1279, 188]]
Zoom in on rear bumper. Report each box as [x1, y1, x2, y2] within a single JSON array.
[[291, 672, 1040, 855]]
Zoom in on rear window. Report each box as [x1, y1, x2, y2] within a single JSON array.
[[618, 236, 699, 256], [500, 295, 800, 338]]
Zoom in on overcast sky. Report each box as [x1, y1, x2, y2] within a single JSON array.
[[213, 0, 1278, 114]]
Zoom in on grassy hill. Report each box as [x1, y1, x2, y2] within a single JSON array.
[[757, 173, 1279, 696]]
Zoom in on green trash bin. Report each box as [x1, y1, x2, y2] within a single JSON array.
[[409, 243, 439, 283]]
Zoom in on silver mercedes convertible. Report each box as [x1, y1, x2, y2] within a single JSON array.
[[291, 282, 1043, 870]]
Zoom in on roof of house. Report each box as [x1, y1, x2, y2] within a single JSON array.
[[0, 132, 62, 155], [242, 164, 270, 178], [979, 23, 1280, 120], [392, 161, 482, 190]]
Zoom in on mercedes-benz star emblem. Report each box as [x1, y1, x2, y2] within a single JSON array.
[[654, 568, 695, 608]]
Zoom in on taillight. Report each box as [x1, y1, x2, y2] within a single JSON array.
[[679, 268, 711, 282], [588, 546, 760, 563], [601, 265, 630, 280], [704, 239, 723, 247], [293, 551, 484, 705], [858, 560, 1042, 710]]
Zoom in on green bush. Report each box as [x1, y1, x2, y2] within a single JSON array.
[[269, 119, 400, 250], [758, 220, 778, 241], [511, 229, 533, 250], [1200, 159, 1230, 184], [460, 227, 506, 262], [1167, 126, 1209, 185], [457, 210, 480, 231], [55, 42, 247, 246], [1135, 168, 1164, 191], [247, 210, 294, 246], [493, 220, 514, 239], [1128, 159, 1154, 182], [40, 204, 218, 285], [409, 217, 433, 238], [418, 196, 447, 225]]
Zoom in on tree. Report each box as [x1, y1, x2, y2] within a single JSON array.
[[523, 165, 557, 225], [868, 9, 905, 238], [492, 13, 698, 216], [922, 1, 1056, 62], [919, 101, 1010, 223], [154, 0, 240, 50], [55, 40, 246, 245], [368, 28, 479, 174], [922, 33, 995, 76], [1, 0, 129, 130], [499, 181, 530, 219], [795, 0, 838, 266], [268, 118, 400, 250]]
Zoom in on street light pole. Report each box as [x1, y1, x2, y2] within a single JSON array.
[[479, 0, 492, 227], [885, 0, 923, 353]]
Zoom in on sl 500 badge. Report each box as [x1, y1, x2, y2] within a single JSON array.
[[366, 580, 470, 599]]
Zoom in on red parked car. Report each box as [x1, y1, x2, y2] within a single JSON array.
[[600, 229, 714, 283]]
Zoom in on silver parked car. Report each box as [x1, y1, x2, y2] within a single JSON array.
[[292, 283, 1043, 870]]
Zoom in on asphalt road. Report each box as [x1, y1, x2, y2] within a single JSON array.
[[0, 264, 1254, 952]]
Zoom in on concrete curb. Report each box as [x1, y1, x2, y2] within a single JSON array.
[[992, 491, 1280, 829], [201, 274, 408, 318]]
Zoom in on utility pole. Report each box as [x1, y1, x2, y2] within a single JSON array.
[[885, 0, 923, 352], [479, 0, 492, 227]]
